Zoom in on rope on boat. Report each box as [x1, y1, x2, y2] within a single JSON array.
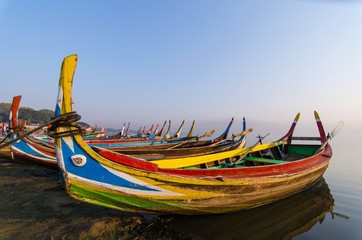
[[47, 112, 83, 138], [0, 112, 82, 149]]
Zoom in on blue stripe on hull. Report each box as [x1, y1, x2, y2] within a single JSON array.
[[61, 138, 158, 192]]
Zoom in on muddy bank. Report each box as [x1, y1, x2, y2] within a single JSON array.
[[0, 156, 200, 240]]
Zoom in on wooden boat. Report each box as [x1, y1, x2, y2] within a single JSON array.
[[3, 96, 246, 168], [4, 96, 58, 167], [41, 119, 218, 148], [4, 95, 246, 167], [50, 54, 337, 215], [102, 131, 248, 160], [85, 118, 185, 141], [82, 127, 106, 140], [10, 137, 57, 167], [99, 118, 250, 160], [83, 122, 215, 148], [28, 118, 210, 147]]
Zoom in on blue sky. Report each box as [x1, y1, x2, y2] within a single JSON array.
[[0, 0, 361, 138]]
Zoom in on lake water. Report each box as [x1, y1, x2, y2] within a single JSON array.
[[1, 121, 361, 239], [298, 126, 362, 240]]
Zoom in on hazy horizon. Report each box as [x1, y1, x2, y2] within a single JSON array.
[[1, 1, 361, 135]]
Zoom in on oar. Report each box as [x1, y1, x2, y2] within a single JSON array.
[[233, 133, 270, 166], [315, 121, 344, 153], [197, 129, 216, 139], [327, 121, 344, 140], [166, 129, 216, 150], [331, 211, 350, 220], [209, 128, 253, 146], [231, 127, 253, 140]]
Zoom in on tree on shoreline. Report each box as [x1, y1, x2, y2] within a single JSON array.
[[0, 102, 54, 125]]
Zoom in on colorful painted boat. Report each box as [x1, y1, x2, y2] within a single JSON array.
[[4, 95, 247, 168], [5, 96, 58, 167], [43, 120, 218, 148], [50, 54, 336, 215], [83, 123, 216, 148], [10, 136, 57, 167], [99, 118, 250, 160], [3, 96, 246, 168], [102, 131, 249, 160]]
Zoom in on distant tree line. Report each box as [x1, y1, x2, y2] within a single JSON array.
[[0, 102, 91, 128], [0, 102, 54, 125]]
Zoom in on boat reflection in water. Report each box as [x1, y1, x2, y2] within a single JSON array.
[[167, 178, 334, 240]]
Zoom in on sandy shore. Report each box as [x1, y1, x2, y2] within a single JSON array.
[[0, 155, 199, 240]]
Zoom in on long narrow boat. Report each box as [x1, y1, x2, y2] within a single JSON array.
[[4, 96, 248, 168], [41, 119, 220, 149], [27, 119, 212, 148], [104, 116, 236, 151], [10, 136, 57, 167], [102, 127, 249, 160], [98, 117, 249, 160], [83, 122, 215, 148], [2, 94, 251, 168], [50, 54, 337, 215], [5, 96, 57, 167]]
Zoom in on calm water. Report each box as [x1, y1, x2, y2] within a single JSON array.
[[166, 125, 362, 240]]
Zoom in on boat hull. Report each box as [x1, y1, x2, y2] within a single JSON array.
[[57, 135, 332, 215], [10, 138, 57, 167]]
